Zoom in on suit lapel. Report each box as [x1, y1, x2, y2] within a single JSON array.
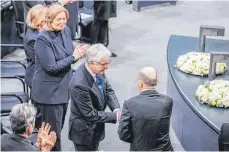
[[92, 82, 105, 105], [61, 30, 72, 55], [83, 64, 106, 105], [102, 75, 107, 97], [49, 30, 71, 56], [53, 38, 68, 56]]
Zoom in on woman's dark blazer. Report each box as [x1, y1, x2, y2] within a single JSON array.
[[23, 27, 39, 87], [32, 27, 75, 104]]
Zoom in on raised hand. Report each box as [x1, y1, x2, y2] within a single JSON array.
[[41, 131, 57, 152], [37, 122, 51, 148], [73, 43, 90, 60]]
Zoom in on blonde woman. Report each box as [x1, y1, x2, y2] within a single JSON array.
[[24, 4, 47, 89], [32, 4, 87, 151]]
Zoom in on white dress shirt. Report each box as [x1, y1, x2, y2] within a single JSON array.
[[85, 63, 120, 113]]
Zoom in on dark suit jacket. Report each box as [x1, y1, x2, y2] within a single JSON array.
[[68, 63, 120, 145], [93, 1, 117, 20], [65, 1, 78, 39], [23, 27, 39, 87], [1, 133, 39, 151], [32, 27, 74, 104], [118, 90, 173, 151]]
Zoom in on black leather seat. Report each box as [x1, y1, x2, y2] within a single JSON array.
[[1, 92, 29, 115], [1, 44, 28, 92], [1, 61, 26, 78], [1, 60, 27, 92], [1, 122, 12, 134], [1, 92, 35, 142], [1, 92, 38, 144]]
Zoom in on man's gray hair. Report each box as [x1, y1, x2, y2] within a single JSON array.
[[86, 43, 111, 63], [138, 67, 158, 86], [9, 103, 37, 134]]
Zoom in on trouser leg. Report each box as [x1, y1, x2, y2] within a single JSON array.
[[73, 143, 99, 151], [98, 20, 108, 45], [90, 19, 101, 44], [39, 103, 68, 151]]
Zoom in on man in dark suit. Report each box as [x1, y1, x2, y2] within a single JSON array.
[[90, 1, 117, 46], [1, 103, 56, 151], [1, 103, 39, 151], [22, 0, 78, 39], [118, 67, 174, 151], [69, 43, 121, 151]]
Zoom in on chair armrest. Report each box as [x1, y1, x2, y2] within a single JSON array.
[[1, 122, 12, 134], [0, 44, 24, 48], [1, 93, 24, 103], [1, 76, 26, 92], [15, 21, 25, 25], [1, 60, 27, 69], [78, 12, 82, 23]]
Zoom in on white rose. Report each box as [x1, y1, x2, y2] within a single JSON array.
[[222, 96, 229, 107]]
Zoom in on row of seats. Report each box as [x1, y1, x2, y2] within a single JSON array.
[[1, 44, 29, 134]]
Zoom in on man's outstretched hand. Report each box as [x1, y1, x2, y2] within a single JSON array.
[[41, 131, 57, 152], [114, 109, 121, 121], [37, 122, 51, 148], [36, 122, 57, 152]]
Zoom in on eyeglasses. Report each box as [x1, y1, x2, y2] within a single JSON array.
[[94, 60, 111, 68]]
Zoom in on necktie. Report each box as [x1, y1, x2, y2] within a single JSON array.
[[95, 74, 104, 97]]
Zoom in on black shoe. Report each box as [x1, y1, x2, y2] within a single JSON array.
[[126, 1, 132, 4], [111, 52, 117, 57]]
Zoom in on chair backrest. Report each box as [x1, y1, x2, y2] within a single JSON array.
[[11, 0, 24, 38], [219, 123, 229, 151], [1, 122, 12, 135]]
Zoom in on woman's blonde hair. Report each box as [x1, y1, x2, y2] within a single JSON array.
[[26, 4, 47, 29], [44, 4, 69, 31]]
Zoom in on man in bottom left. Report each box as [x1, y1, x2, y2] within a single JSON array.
[[1, 103, 57, 151]]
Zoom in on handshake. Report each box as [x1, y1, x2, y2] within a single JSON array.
[[114, 109, 122, 122], [36, 122, 57, 152]]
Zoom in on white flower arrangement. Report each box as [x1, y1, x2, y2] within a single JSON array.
[[196, 80, 229, 108], [175, 52, 227, 76]]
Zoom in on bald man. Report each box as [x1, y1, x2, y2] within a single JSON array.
[[118, 67, 173, 151]]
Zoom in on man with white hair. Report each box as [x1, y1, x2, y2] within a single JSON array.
[[69, 43, 121, 151], [118, 67, 173, 151]]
